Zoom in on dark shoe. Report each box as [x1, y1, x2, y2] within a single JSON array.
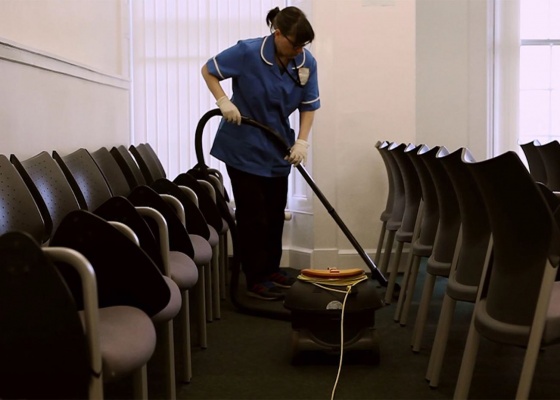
[[269, 270, 296, 288], [247, 281, 285, 300]]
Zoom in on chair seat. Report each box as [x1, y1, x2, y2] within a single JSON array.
[[151, 276, 182, 324], [81, 306, 156, 383], [395, 229, 414, 243], [208, 225, 219, 247], [426, 257, 451, 277], [190, 234, 213, 265], [411, 241, 433, 257], [446, 276, 477, 303], [169, 250, 199, 289]]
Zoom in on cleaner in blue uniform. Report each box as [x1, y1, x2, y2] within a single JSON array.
[[201, 6, 320, 300]]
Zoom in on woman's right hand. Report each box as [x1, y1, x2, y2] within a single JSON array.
[[216, 96, 242, 125]]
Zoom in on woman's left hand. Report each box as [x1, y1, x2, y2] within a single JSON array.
[[286, 139, 309, 166]]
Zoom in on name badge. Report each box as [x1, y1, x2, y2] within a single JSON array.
[[298, 68, 310, 86]]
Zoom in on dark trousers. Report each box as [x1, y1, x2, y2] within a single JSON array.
[[226, 166, 288, 288]]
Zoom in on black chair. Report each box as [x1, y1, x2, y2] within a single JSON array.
[[53, 148, 195, 393], [374, 141, 395, 266], [8, 152, 168, 398], [425, 148, 492, 388], [454, 151, 560, 399], [0, 231, 97, 399], [394, 145, 440, 325], [411, 146, 461, 353], [102, 145, 212, 351], [533, 140, 560, 191], [384, 143, 423, 304], [377, 143, 407, 276], [130, 142, 225, 320], [520, 139, 547, 185]]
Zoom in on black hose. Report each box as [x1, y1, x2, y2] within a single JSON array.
[[192, 109, 393, 313]]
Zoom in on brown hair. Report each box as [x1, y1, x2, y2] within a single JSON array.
[[266, 6, 315, 46]]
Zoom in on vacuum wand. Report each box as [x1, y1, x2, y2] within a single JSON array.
[[238, 114, 390, 288]]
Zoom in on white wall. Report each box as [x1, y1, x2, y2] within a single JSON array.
[[0, 0, 130, 159], [283, 0, 417, 268]]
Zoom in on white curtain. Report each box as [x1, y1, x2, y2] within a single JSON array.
[[130, 0, 287, 187]]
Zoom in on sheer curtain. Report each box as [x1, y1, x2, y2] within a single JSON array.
[[130, 0, 287, 188]]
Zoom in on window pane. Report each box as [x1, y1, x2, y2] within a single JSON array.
[[552, 90, 560, 136], [521, 0, 560, 39], [520, 46, 551, 90], [519, 91, 551, 138]]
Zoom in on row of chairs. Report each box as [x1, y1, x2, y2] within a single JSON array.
[[0, 144, 229, 399], [374, 141, 560, 399]]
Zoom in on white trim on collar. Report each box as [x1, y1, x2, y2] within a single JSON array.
[[260, 35, 307, 69]]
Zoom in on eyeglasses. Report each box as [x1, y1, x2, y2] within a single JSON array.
[[281, 32, 309, 51]]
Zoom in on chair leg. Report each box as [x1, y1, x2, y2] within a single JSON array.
[[379, 229, 396, 275], [193, 269, 208, 349], [179, 291, 192, 383], [385, 240, 404, 304], [220, 234, 228, 300], [375, 221, 387, 265], [159, 320, 177, 399], [205, 262, 213, 322], [426, 295, 456, 387], [399, 255, 422, 326], [411, 273, 436, 352], [212, 245, 221, 320], [394, 249, 415, 322], [132, 365, 149, 400], [453, 319, 481, 400]]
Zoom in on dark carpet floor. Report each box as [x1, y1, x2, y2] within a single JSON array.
[[105, 267, 560, 400]]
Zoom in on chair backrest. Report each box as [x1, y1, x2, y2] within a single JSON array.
[[439, 148, 491, 302], [408, 145, 440, 248], [392, 143, 423, 239], [11, 151, 82, 235], [0, 231, 90, 399], [421, 146, 461, 273], [53, 148, 166, 273], [129, 143, 167, 185], [520, 139, 547, 185], [110, 145, 147, 189], [534, 140, 560, 191], [0, 155, 48, 243], [90, 146, 133, 197], [467, 151, 554, 345], [384, 142, 407, 230], [53, 148, 113, 212], [375, 141, 394, 222]]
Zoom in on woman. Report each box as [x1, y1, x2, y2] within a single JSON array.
[[201, 6, 320, 300]]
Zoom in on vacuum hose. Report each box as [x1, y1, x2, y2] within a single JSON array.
[[192, 109, 392, 309]]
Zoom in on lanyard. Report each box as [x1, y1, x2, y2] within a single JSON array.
[[276, 56, 302, 87]]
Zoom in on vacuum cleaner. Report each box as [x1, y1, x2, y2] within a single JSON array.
[[189, 109, 390, 360]]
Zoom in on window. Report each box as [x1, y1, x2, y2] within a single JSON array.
[[518, 0, 560, 144]]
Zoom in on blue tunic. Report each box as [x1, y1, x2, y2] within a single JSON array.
[[206, 34, 320, 177]]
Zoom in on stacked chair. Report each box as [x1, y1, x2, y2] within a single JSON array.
[[424, 148, 492, 388], [52, 148, 197, 394], [129, 143, 226, 322], [1, 153, 166, 399], [106, 145, 213, 351], [393, 145, 441, 325], [384, 143, 423, 304], [410, 147, 461, 353], [373, 141, 395, 266], [376, 143, 406, 278], [453, 150, 560, 399]]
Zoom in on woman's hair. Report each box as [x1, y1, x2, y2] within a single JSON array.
[[266, 6, 315, 46]]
